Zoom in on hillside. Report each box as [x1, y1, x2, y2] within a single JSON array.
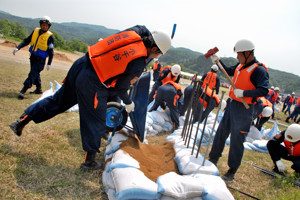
[[1, 11, 300, 94]]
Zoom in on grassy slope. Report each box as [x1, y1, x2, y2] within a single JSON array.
[[0, 55, 299, 200]]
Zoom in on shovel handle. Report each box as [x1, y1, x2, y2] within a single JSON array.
[[216, 61, 250, 109]]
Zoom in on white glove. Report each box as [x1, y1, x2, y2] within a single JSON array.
[[234, 89, 244, 98], [12, 48, 19, 55], [210, 54, 219, 64], [276, 160, 286, 172], [125, 102, 135, 113], [46, 64, 51, 71]]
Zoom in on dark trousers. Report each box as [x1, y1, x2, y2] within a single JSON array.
[[25, 54, 108, 152], [209, 99, 254, 169], [267, 140, 300, 173], [23, 55, 46, 89]]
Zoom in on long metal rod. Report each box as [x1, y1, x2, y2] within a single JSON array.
[[227, 186, 261, 200]]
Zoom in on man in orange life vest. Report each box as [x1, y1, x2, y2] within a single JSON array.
[[267, 87, 280, 120], [284, 92, 296, 115], [267, 124, 300, 174], [286, 96, 300, 123], [12, 16, 54, 99], [282, 94, 290, 113], [266, 85, 274, 99], [179, 84, 221, 124], [152, 58, 162, 81], [148, 81, 183, 130], [9, 25, 172, 170], [208, 39, 269, 181], [148, 64, 181, 104], [253, 97, 273, 131], [200, 64, 220, 94]]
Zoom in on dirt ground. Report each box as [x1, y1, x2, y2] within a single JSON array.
[[0, 38, 82, 71]]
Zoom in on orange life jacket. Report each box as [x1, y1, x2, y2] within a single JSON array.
[[153, 81, 182, 106], [88, 31, 147, 87], [297, 97, 300, 107], [267, 89, 274, 96], [229, 63, 268, 104], [259, 97, 273, 117], [202, 72, 217, 90], [270, 93, 279, 103], [161, 70, 179, 85], [199, 87, 220, 109], [153, 63, 159, 70], [283, 140, 300, 156], [288, 96, 295, 103]]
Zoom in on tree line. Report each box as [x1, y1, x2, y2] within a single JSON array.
[[0, 19, 87, 53]]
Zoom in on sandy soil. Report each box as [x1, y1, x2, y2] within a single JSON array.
[[0, 38, 82, 71]]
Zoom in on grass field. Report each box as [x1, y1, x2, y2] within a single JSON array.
[[0, 56, 299, 200]]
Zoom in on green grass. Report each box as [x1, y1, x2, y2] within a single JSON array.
[[1, 55, 300, 200]]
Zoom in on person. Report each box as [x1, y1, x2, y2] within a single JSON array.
[[284, 92, 296, 115], [12, 16, 54, 99], [201, 64, 220, 94], [208, 39, 269, 181], [282, 94, 290, 113], [267, 124, 300, 175], [152, 58, 162, 81], [253, 97, 273, 131], [286, 96, 300, 123], [179, 84, 221, 124], [148, 64, 181, 104], [267, 87, 280, 119], [266, 86, 274, 99], [148, 80, 183, 130], [9, 25, 172, 170]]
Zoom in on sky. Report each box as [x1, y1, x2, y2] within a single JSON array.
[[1, 0, 300, 76]]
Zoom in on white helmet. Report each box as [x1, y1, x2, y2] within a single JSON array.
[[40, 16, 52, 27], [262, 106, 273, 117], [211, 64, 218, 72], [274, 87, 280, 91], [234, 39, 255, 52], [292, 92, 295, 95], [220, 99, 227, 110], [271, 86, 274, 90], [151, 30, 171, 54], [285, 124, 300, 143], [171, 64, 181, 76]]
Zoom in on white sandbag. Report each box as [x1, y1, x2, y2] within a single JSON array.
[[252, 140, 269, 151], [160, 195, 202, 200], [243, 142, 253, 150], [157, 172, 204, 199], [149, 110, 166, 125], [146, 117, 154, 126], [111, 167, 160, 200], [162, 121, 173, 131], [105, 133, 129, 156], [264, 121, 280, 140], [160, 110, 171, 122], [188, 174, 234, 200], [106, 149, 140, 172], [147, 126, 159, 136], [102, 161, 115, 190], [31, 82, 54, 105], [105, 188, 117, 200], [247, 126, 262, 141], [152, 123, 164, 132], [54, 80, 62, 92]]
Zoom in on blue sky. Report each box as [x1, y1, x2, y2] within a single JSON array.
[[1, 0, 300, 76]]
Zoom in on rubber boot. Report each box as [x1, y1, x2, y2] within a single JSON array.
[[18, 86, 28, 100], [30, 85, 43, 94], [9, 113, 31, 136], [80, 151, 102, 171], [222, 167, 238, 182], [285, 117, 290, 123]]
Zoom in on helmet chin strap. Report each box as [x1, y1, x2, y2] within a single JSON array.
[[242, 50, 254, 64]]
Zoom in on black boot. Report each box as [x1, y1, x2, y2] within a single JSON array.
[[9, 113, 31, 136], [80, 151, 102, 171], [286, 117, 290, 123], [173, 123, 179, 130], [18, 86, 28, 99], [30, 85, 43, 94], [222, 167, 238, 181]]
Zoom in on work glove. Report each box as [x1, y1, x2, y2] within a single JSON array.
[[210, 54, 219, 64], [46, 64, 51, 71], [234, 89, 244, 98], [125, 102, 135, 113], [12, 48, 19, 55], [275, 160, 286, 172]]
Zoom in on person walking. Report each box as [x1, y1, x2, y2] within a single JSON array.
[[267, 124, 300, 175], [267, 87, 280, 119], [286, 96, 300, 123], [208, 39, 269, 181], [13, 16, 54, 99], [9, 25, 172, 170], [284, 92, 296, 115]]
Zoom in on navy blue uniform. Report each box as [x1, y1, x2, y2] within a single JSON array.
[[149, 83, 183, 126], [24, 25, 151, 153], [17, 30, 54, 89], [148, 68, 180, 104], [267, 130, 300, 173], [152, 63, 161, 81], [209, 58, 269, 169], [180, 84, 217, 123]]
